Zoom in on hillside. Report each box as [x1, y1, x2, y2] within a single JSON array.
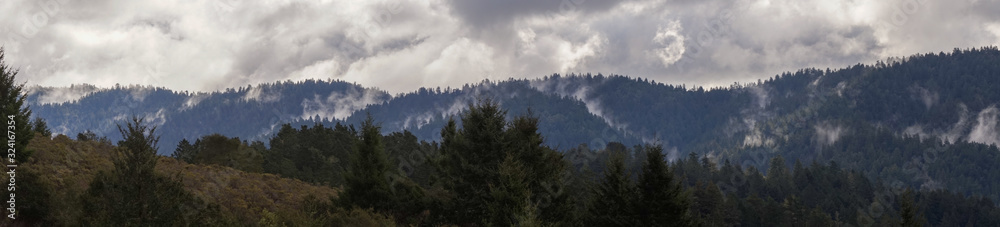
[[1, 133, 348, 226]]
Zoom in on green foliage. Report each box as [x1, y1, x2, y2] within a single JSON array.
[[11, 167, 51, 225], [587, 150, 639, 226], [340, 114, 428, 224], [264, 122, 357, 186], [80, 117, 226, 226], [435, 98, 573, 226], [485, 154, 535, 226], [1, 48, 34, 163], [172, 134, 264, 172], [899, 189, 925, 227], [31, 117, 51, 138], [637, 144, 692, 226]]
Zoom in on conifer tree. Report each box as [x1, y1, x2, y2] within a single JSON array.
[[81, 116, 226, 226], [342, 114, 425, 223], [587, 150, 639, 226], [342, 115, 394, 211], [0, 48, 33, 163], [30, 117, 51, 138], [436, 98, 508, 225], [637, 144, 692, 226], [899, 189, 925, 227], [486, 154, 536, 226]]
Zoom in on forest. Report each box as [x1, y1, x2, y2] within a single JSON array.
[[6, 47, 1000, 226]]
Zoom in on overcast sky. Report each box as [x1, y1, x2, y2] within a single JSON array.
[[2, 0, 999, 94]]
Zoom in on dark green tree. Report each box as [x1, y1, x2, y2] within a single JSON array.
[[341, 115, 394, 211], [1, 48, 33, 164], [341, 114, 426, 223], [637, 144, 692, 226], [435, 98, 508, 225], [899, 189, 924, 227], [587, 150, 639, 226], [486, 154, 538, 226], [81, 116, 228, 226], [172, 138, 196, 163], [30, 117, 51, 138]]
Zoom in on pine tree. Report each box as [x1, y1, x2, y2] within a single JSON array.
[[172, 138, 196, 163], [341, 114, 425, 223], [342, 115, 394, 211], [692, 181, 725, 226], [81, 116, 227, 226], [30, 117, 51, 138], [505, 113, 574, 224], [637, 144, 692, 226], [899, 189, 924, 227], [486, 154, 535, 226], [1, 48, 34, 164], [587, 150, 639, 226], [435, 98, 509, 225]]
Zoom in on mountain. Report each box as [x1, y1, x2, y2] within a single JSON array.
[[27, 47, 1000, 202]]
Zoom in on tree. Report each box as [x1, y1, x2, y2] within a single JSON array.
[[172, 138, 196, 163], [1, 48, 34, 163], [587, 149, 639, 226], [341, 114, 425, 223], [81, 116, 227, 226], [31, 117, 51, 138], [899, 189, 924, 227], [341, 115, 394, 211], [77, 130, 98, 141], [505, 112, 574, 224], [637, 144, 692, 226], [435, 98, 509, 225], [486, 154, 538, 226]]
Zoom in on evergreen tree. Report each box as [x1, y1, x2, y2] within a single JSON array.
[[341, 114, 426, 223], [587, 150, 639, 226], [341, 115, 394, 211], [172, 138, 196, 163], [637, 144, 692, 226], [486, 154, 537, 226], [435, 98, 508, 225], [692, 181, 725, 226], [30, 117, 51, 138], [899, 189, 924, 227], [0, 48, 33, 164], [81, 116, 226, 226], [505, 112, 574, 224]]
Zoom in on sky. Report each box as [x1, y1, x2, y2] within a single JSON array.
[[2, 0, 1000, 94]]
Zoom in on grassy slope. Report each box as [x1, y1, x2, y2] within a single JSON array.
[[14, 134, 340, 225]]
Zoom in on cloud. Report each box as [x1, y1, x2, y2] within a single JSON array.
[[651, 20, 685, 68], [180, 93, 208, 111], [814, 123, 845, 146], [3, 0, 1000, 94], [26, 83, 100, 104], [968, 106, 1000, 146], [300, 88, 387, 121], [242, 85, 281, 103]]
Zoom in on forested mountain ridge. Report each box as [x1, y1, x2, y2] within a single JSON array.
[[26, 47, 1000, 203], [28, 47, 1000, 154]]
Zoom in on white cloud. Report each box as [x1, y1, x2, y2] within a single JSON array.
[[26, 83, 100, 104], [651, 20, 685, 68], [968, 106, 1000, 146], [300, 88, 386, 121]]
